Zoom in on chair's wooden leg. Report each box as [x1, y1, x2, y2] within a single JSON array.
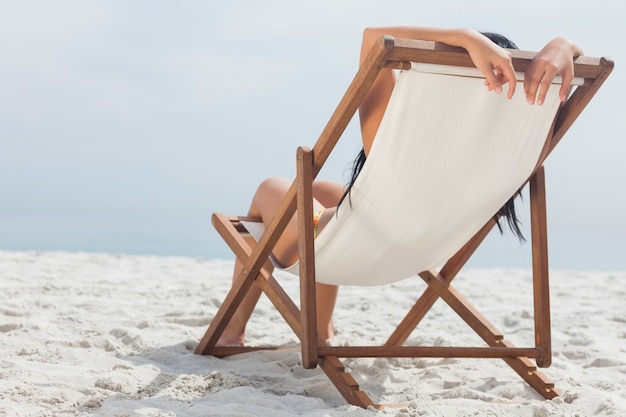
[[385, 288, 440, 347], [530, 166, 552, 367], [319, 357, 384, 409], [297, 147, 319, 369], [420, 270, 505, 344], [254, 272, 303, 338], [197, 213, 307, 356], [195, 214, 268, 355], [385, 203, 558, 398], [195, 266, 260, 355], [501, 340, 560, 399], [217, 216, 304, 337], [386, 220, 496, 346], [421, 270, 558, 399]]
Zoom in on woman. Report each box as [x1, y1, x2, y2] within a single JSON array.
[[215, 27, 583, 347]]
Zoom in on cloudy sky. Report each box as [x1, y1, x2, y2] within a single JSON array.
[[1, 0, 624, 269]]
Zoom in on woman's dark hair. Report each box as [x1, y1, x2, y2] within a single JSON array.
[[480, 32, 518, 50], [337, 148, 366, 209], [481, 32, 524, 241], [338, 31, 526, 241]]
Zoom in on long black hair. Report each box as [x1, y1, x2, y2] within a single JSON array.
[[481, 32, 524, 240], [338, 31, 526, 241]]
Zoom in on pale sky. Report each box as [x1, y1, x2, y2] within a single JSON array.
[[1, 0, 624, 269]]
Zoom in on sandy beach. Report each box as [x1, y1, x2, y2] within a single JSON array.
[[0, 250, 624, 416]]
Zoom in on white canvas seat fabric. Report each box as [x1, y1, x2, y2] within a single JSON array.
[[244, 64, 564, 286]]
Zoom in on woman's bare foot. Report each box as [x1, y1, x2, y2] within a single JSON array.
[[215, 329, 245, 347], [319, 322, 337, 341]]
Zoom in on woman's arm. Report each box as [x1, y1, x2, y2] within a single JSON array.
[[358, 27, 582, 153], [358, 27, 517, 154]]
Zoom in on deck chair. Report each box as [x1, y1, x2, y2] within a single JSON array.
[[196, 36, 613, 409]]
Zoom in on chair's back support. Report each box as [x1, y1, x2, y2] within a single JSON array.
[[314, 64, 562, 285], [305, 37, 612, 283], [225, 36, 611, 295]]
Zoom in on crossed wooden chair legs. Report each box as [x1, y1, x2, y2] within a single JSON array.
[[196, 168, 558, 409]]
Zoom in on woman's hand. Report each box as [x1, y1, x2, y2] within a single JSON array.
[[525, 37, 583, 105], [461, 30, 518, 99]]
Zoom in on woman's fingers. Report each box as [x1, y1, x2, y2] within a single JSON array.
[[524, 66, 540, 104], [499, 62, 517, 99], [483, 63, 516, 98], [481, 66, 503, 94], [525, 37, 580, 105], [525, 60, 562, 105], [559, 71, 574, 102], [477, 64, 516, 98]]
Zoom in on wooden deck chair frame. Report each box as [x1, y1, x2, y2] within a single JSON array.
[[196, 36, 614, 409]]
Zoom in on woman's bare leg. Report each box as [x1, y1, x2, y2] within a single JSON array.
[[215, 237, 269, 347], [313, 180, 346, 207], [311, 180, 345, 340], [216, 178, 291, 347], [316, 282, 338, 340], [216, 177, 344, 346]]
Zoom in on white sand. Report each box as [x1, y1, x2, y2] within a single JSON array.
[[0, 250, 624, 416]]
